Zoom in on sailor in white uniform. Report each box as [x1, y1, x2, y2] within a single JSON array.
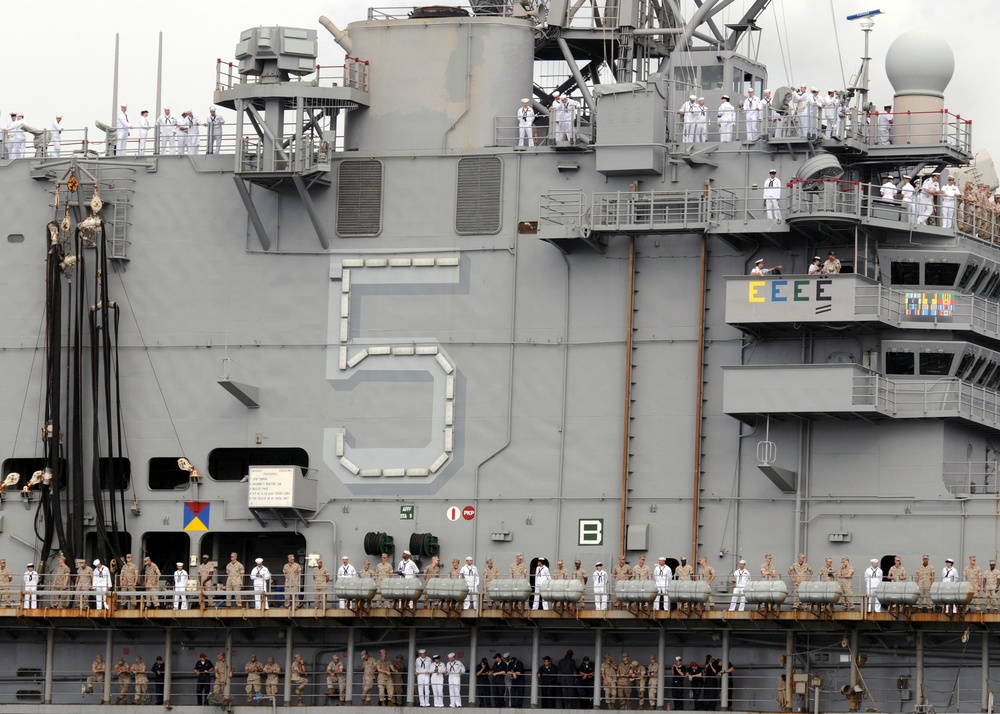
[[517, 99, 535, 147], [50, 115, 63, 157], [156, 108, 177, 155], [592, 562, 609, 610], [694, 98, 708, 142], [880, 175, 898, 199], [207, 107, 225, 154], [717, 95, 736, 142], [876, 105, 892, 145], [138, 111, 151, 155], [764, 169, 782, 222], [899, 175, 916, 224], [251, 558, 270, 610], [729, 560, 751, 611], [941, 558, 959, 613], [679, 94, 698, 143], [865, 559, 882, 612], [821, 90, 842, 139], [446, 653, 465, 707], [172, 562, 189, 610], [791, 85, 809, 138], [653, 557, 671, 611], [93, 559, 112, 610], [742, 88, 762, 139], [533, 557, 551, 610], [415, 649, 433, 707], [460, 557, 479, 610], [918, 173, 939, 224], [762, 89, 782, 138], [940, 175, 960, 228], [116, 104, 131, 155], [338, 556, 357, 609], [22, 563, 38, 609]]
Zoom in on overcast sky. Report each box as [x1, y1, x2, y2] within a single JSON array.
[[11, 1, 994, 162]]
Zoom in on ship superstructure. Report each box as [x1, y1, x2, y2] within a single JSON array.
[[0, 0, 997, 711]]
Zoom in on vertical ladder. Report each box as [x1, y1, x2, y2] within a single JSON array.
[[107, 195, 132, 260]]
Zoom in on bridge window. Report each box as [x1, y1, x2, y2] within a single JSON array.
[[919, 353, 954, 376], [988, 369, 1000, 390], [956, 353, 975, 379], [702, 66, 723, 91], [958, 262, 979, 290], [890, 261, 920, 285], [885, 352, 915, 375], [977, 362, 998, 386], [982, 272, 1000, 298], [673, 67, 696, 92], [971, 268, 992, 294], [968, 356, 988, 381], [924, 262, 960, 286]]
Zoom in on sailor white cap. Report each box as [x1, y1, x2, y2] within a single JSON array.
[[93, 559, 101, 566], [886, 174, 895, 178], [769, 168, 777, 173], [747, 87, 754, 91], [689, 94, 697, 100], [419, 649, 427, 654], [871, 559, 878, 563], [828, 88, 835, 93], [763, 89, 770, 93], [596, 561, 603, 566], [811, 87, 819, 92], [814, 256, 822, 261], [948, 175, 955, 180], [697, 97, 705, 101], [755, 258, 764, 264], [521, 98, 529, 103], [255, 558, 263, 563], [903, 175, 912, 180], [658, 556, 666, 561], [675, 656, 683, 660], [721, 94, 730, 100], [210, 106, 217, 111], [342, 555, 350, 560], [403, 550, 411, 555], [466, 556, 473, 560], [56, 114, 62, 118], [738, 559, 746, 564], [26, 563, 34, 567], [552, 91, 561, 98], [448, 652, 456, 658], [945, 558, 954, 563]]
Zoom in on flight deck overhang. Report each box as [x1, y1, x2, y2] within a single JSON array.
[[722, 363, 1000, 434]]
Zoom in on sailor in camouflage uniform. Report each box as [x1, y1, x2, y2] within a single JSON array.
[[313, 558, 331, 607], [375, 553, 394, 607], [601, 654, 617, 710], [616, 653, 635, 710], [0, 559, 13, 606], [915, 555, 934, 611], [226, 553, 244, 607], [787, 554, 812, 611], [52, 554, 71, 607], [119, 554, 139, 608], [77, 559, 94, 609], [838, 557, 856, 611], [482, 558, 500, 606], [698, 556, 716, 610], [283, 554, 302, 607], [965, 556, 983, 613]]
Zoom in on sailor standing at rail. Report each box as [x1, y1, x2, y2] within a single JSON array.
[[116, 104, 131, 156], [940, 175, 960, 228], [338, 556, 357, 609], [741, 88, 762, 140], [877, 105, 892, 145], [762, 89, 781, 138], [941, 558, 959, 613], [50, 115, 63, 157], [415, 649, 433, 707], [764, 169, 782, 222], [694, 98, 708, 142], [592, 562, 608, 610], [533, 557, 551, 610], [93, 558, 111, 610], [900, 175, 917, 224], [679, 94, 698, 143], [460, 556, 479, 610], [137, 111, 150, 155], [729, 560, 750, 611], [22, 563, 37, 609], [653, 557, 671, 611], [207, 107, 225, 154], [156, 108, 177, 154], [251, 558, 270, 610], [918, 172, 940, 224], [517, 99, 535, 148], [717, 95, 736, 142], [821, 90, 842, 139], [173, 562, 189, 610], [791, 85, 809, 138], [864, 559, 882, 613]]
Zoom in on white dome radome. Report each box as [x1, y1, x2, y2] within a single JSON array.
[[885, 30, 954, 98]]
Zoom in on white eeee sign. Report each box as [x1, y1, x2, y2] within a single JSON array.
[[248, 467, 297, 508]]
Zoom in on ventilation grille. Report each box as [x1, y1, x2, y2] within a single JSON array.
[[337, 160, 383, 236], [456, 157, 502, 235]]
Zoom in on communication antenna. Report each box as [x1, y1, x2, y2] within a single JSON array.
[[846, 9, 884, 112]]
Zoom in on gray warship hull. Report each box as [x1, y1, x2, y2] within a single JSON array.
[[0, 1, 996, 712]]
